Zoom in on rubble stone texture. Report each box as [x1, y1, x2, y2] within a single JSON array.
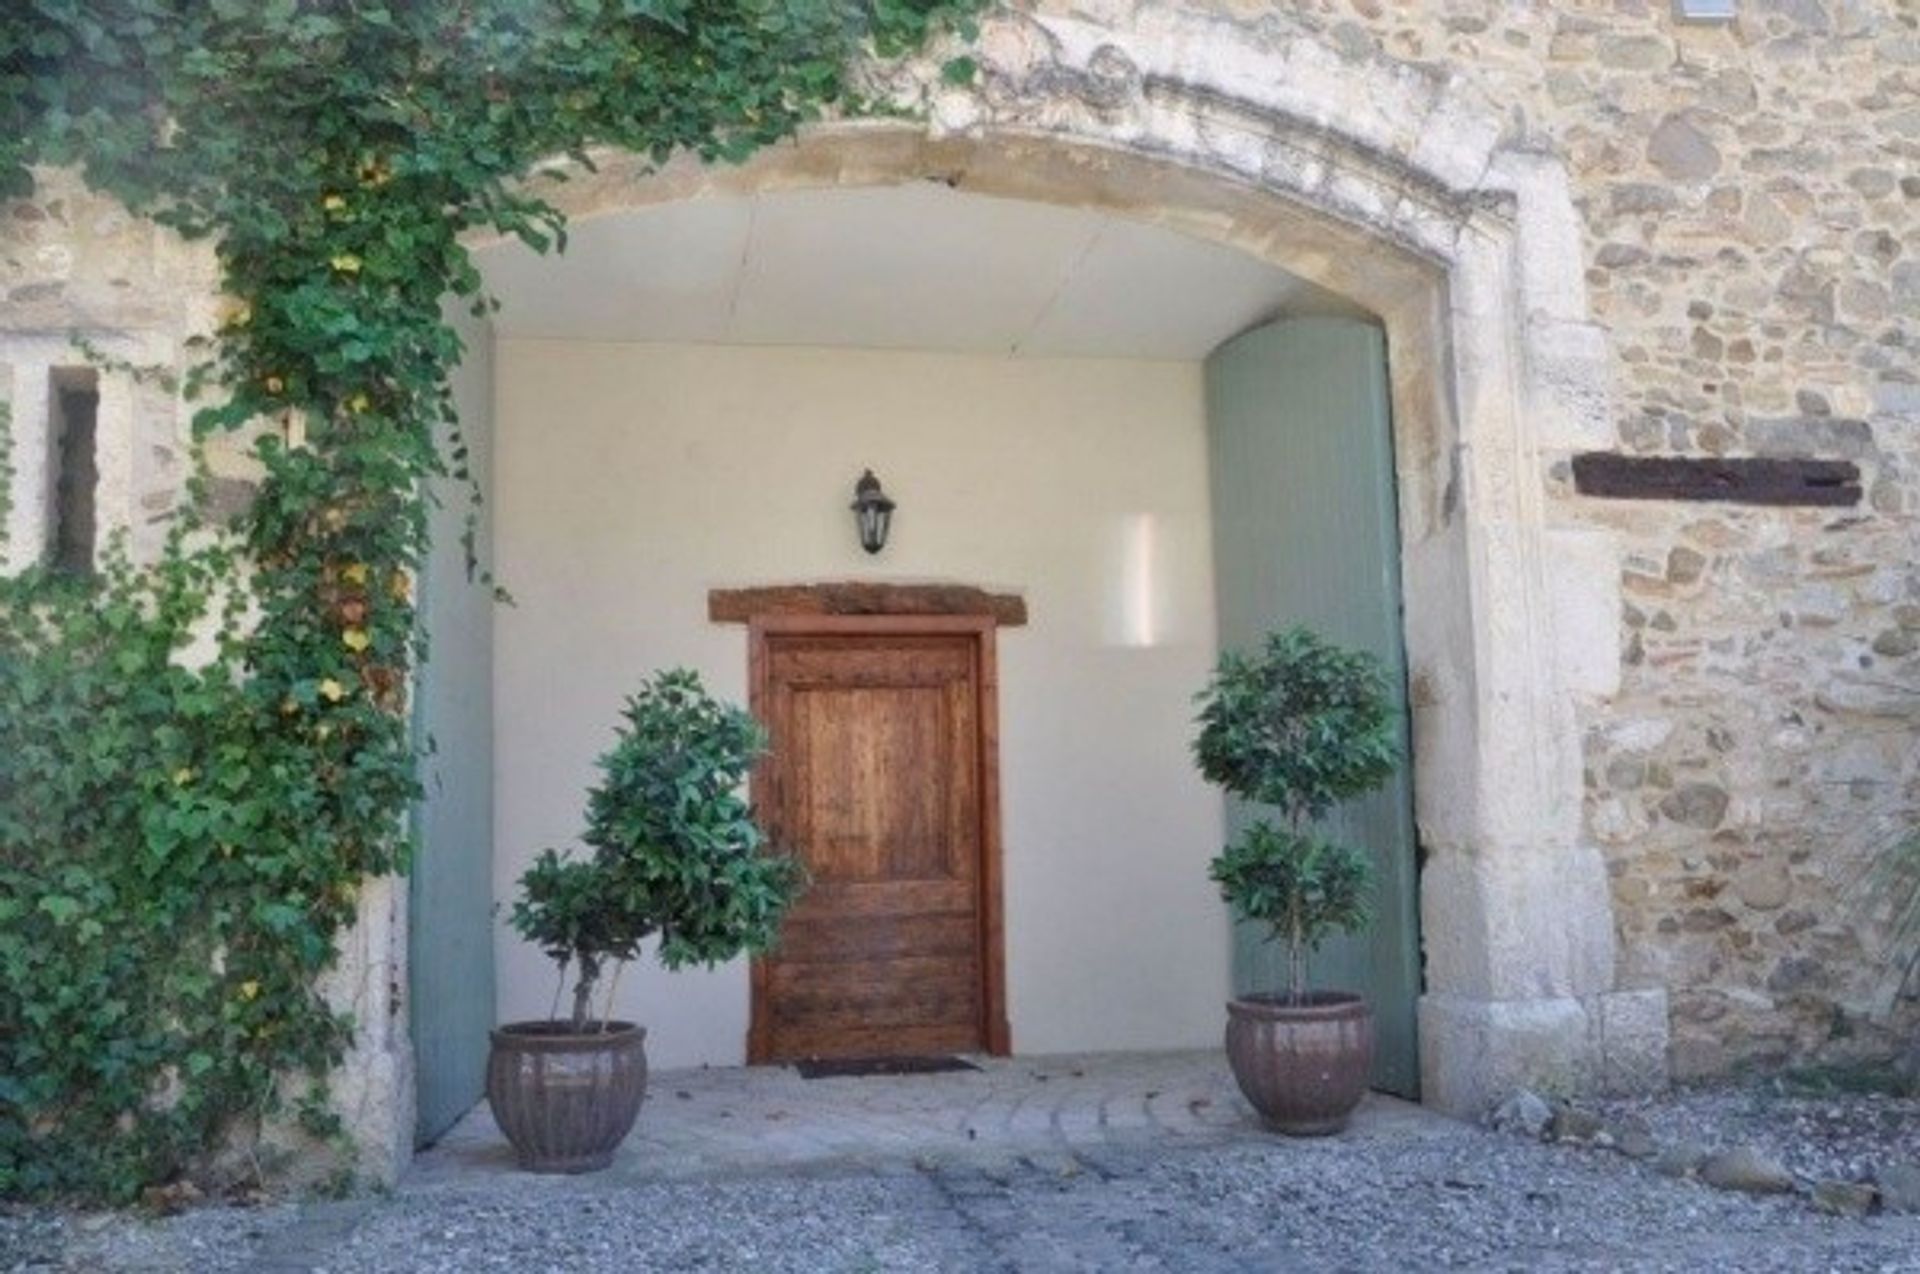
[[1277, 0, 1920, 1082], [0, 0, 1914, 1174]]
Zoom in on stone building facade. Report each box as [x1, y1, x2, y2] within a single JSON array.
[[0, 0, 1913, 1173], [1296, 0, 1919, 1081]]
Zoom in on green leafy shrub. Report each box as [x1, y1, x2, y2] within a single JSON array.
[[1839, 814, 1918, 1081], [0, 533, 365, 1200], [1861, 827, 1919, 1086], [1194, 627, 1399, 1004], [1869, 830, 1919, 995], [1, 0, 984, 1202], [510, 670, 801, 1031]]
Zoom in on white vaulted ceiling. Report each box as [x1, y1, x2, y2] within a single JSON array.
[[475, 182, 1367, 359]]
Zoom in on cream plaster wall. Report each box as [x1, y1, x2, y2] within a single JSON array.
[[493, 338, 1229, 1068]]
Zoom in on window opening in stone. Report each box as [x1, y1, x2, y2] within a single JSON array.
[[1672, 0, 1736, 21], [48, 367, 98, 576]]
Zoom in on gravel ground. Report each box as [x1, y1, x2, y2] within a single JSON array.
[[7, 1126, 1920, 1272], [0, 1197, 309, 1273], [7, 1078, 1919, 1273], [1593, 1080, 1920, 1185]]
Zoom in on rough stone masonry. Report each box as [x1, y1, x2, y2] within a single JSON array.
[[0, 0, 1914, 1174], [1288, 0, 1920, 1080]]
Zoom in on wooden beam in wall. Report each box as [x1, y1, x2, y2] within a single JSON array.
[[1571, 453, 1862, 508], [709, 581, 1028, 627]]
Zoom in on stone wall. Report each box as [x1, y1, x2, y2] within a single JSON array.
[[0, 169, 265, 559], [0, 0, 1913, 1152], [1262, 0, 1920, 1076], [1, 169, 210, 568]]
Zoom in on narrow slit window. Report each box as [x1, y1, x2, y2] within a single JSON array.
[[48, 367, 99, 576]]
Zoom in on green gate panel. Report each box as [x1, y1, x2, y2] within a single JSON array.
[[1204, 316, 1421, 1098], [409, 310, 497, 1144]]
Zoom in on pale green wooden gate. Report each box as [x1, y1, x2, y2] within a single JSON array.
[[408, 312, 497, 1143], [1205, 316, 1421, 1097]]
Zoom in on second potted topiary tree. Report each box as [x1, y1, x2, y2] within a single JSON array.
[[1194, 627, 1399, 1135], [489, 669, 802, 1173]]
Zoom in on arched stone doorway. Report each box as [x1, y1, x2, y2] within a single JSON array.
[[437, 3, 1667, 1121]]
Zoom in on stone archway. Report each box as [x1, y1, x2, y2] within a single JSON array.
[[463, 2, 1666, 1117]]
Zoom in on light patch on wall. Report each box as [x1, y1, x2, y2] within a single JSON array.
[[1125, 512, 1158, 647], [1103, 512, 1207, 649]]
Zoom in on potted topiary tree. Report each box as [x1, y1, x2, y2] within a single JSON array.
[[1194, 627, 1399, 1135], [490, 669, 802, 1173]]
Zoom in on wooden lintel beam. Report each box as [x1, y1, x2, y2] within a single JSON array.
[[710, 582, 1028, 627]]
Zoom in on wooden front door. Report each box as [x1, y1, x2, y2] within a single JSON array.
[[748, 615, 1008, 1063]]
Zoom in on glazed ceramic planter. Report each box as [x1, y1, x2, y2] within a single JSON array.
[[486, 1020, 648, 1173], [1224, 992, 1373, 1135]]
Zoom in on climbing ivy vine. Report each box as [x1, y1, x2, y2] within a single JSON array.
[[0, 0, 984, 1203]]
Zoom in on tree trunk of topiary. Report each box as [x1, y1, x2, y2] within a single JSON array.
[[1287, 812, 1307, 1006], [1289, 895, 1306, 1007], [570, 956, 602, 1031]]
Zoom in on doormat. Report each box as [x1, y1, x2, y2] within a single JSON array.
[[793, 1055, 982, 1080]]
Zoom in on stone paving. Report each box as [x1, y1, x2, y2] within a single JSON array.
[[410, 1049, 1453, 1187]]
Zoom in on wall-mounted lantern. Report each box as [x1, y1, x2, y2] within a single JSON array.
[[850, 469, 895, 555]]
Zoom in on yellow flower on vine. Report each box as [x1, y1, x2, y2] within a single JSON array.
[[238, 980, 260, 1001], [264, 375, 285, 394], [342, 628, 371, 653], [330, 253, 362, 274], [346, 393, 371, 414], [172, 767, 194, 786], [341, 562, 370, 586], [319, 678, 347, 703], [322, 193, 347, 213]]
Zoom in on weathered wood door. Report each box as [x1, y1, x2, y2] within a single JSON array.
[[748, 615, 1008, 1063], [1205, 316, 1422, 1097]]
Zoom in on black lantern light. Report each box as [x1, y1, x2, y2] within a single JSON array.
[[850, 468, 895, 555]]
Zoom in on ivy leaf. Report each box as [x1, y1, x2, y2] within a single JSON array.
[[36, 895, 81, 925], [256, 902, 306, 933]]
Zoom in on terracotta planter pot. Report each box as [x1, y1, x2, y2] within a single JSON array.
[[1224, 992, 1373, 1135], [487, 1020, 648, 1173]]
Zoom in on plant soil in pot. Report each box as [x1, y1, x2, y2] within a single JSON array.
[[1194, 628, 1400, 1136], [1225, 992, 1373, 1135], [488, 1021, 648, 1173]]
